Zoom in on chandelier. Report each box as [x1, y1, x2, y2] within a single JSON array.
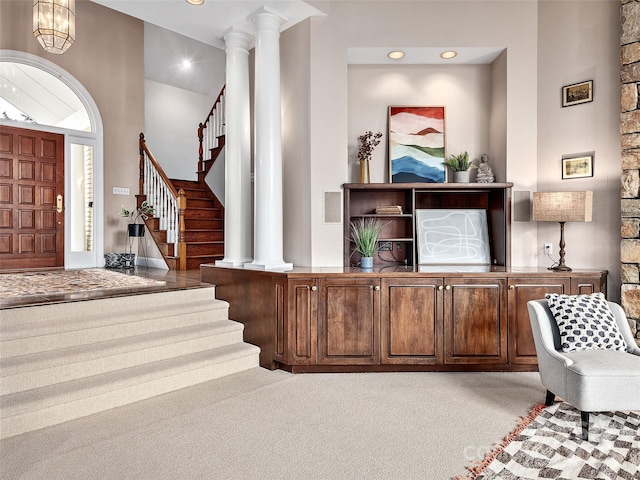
[[33, 0, 75, 55]]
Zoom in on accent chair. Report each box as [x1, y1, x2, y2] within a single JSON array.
[[527, 298, 640, 441]]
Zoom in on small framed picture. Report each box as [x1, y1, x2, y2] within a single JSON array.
[[562, 80, 593, 107], [562, 155, 593, 179]]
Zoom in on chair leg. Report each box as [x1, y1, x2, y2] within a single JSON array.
[[581, 411, 590, 441], [545, 390, 555, 406]]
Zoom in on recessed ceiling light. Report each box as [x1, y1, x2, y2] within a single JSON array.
[[185, 0, 204, 5], [440, 51, 458, 59], [387, 51, 405, 60], [181, 60, 192, 68]]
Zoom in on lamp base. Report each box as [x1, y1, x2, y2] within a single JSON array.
[[548, 265, 572, 272]]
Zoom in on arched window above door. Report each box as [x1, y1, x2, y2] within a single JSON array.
[[0, 61, 91, 132]]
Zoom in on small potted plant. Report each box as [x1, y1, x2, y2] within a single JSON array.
[[120, 201, 155, 238], [350, 217, 384, 269], [443, 151, 477, 183], [120, 201, 155, 259]]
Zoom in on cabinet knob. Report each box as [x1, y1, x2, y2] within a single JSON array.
[[445, 285, 451, 290], [509, 285, 515, 290], [438, 285, 444, 291], [374, 285, 380, 291], [311, 286, 317, 291]]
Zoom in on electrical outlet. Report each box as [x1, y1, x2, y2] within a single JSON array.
[[544, 243, 553, 255], [379, 241, 393, 251]]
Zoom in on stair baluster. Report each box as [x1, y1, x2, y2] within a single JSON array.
[[139, 134, 183, 268]]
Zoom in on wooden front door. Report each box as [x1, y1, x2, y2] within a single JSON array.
[[0, 126, 65, 270]]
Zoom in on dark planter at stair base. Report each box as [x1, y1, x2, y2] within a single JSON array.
[[127, 223, 145, 237]]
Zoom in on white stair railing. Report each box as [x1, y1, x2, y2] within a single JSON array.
[[139, 133, 185, 269], [143, 156, 179, 247], [198, 86, 226, 175]]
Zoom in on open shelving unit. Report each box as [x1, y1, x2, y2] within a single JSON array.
[[343, 182, 513, 267]]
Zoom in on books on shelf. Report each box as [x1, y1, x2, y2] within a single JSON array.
[[375, 205, 403, 215]]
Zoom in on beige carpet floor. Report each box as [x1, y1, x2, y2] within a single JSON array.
[[0, 368, 545, 480]]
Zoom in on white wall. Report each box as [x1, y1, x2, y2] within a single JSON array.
[[143, 23, 225, 181], [205, 148, 226, 207], [144, 79, 214, 180], [347, 64, 493, 184], [537, 0, 620, 300], [284, 0, 540, 267]]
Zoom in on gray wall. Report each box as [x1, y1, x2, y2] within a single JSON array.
[[537, 0, 620, 299]]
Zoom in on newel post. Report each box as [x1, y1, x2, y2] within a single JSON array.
[[178, 188, 187, 270], [138, 133, 145, 197]]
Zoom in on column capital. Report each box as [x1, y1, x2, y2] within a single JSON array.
[[249, 6, 288, 28], [219, 27, 253, 50]]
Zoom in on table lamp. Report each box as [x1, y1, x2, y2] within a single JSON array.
[[532, 191, 593, 271]]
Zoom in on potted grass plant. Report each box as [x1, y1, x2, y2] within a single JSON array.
[[443, 151, 477, 183], [350, 217, 384, 269]]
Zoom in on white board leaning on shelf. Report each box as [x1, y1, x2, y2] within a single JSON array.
[[416, 209, 491, 265]]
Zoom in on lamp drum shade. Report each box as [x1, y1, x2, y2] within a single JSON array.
[[532, 191, 593, 223]]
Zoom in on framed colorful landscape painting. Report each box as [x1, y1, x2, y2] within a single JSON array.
[[389, 106, 446, 183]]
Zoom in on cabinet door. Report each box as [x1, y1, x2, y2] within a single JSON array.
[[287, 279, 318, 365], [318, 277, 380, 365], [507, 278, 569, 365], [571, 274, 607, 296], [380, 277, 443, 364], [444, 278, 507, 364]]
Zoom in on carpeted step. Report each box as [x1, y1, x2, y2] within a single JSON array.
[[1, 287, 219, 328], [0, 285, 261, 439], [1, 289, 227, 358], [0, 342, 260, 439], [0, 319, 245, 394]]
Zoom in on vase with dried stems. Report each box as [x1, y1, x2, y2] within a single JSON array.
[[357, 131, 383, 183]]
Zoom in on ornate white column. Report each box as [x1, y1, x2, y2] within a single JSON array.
[[245, 7, 292, 271], [216, 28, 253, 267]]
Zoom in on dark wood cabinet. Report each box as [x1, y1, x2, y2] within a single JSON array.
[[203, 265, 607, 372], [204, 182, 609, 372]]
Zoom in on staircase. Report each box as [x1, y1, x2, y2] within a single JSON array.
[[0, 288, 260, 439], [146, 180, 225, 270], [139, 86, 227, 270]]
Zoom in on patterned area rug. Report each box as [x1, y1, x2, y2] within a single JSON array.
[[457, 402, 640, 480], [0, 269, 166, 298]]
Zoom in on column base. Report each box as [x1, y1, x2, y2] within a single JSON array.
[[244, 260, 293, 271], [216, 258, 252, 267]]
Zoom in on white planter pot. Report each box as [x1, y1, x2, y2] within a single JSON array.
[[453, 171, 470, 183]]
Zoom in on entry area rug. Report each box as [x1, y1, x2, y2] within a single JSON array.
[[0, 269, 165, 298], [458, 402, 640, 480]]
